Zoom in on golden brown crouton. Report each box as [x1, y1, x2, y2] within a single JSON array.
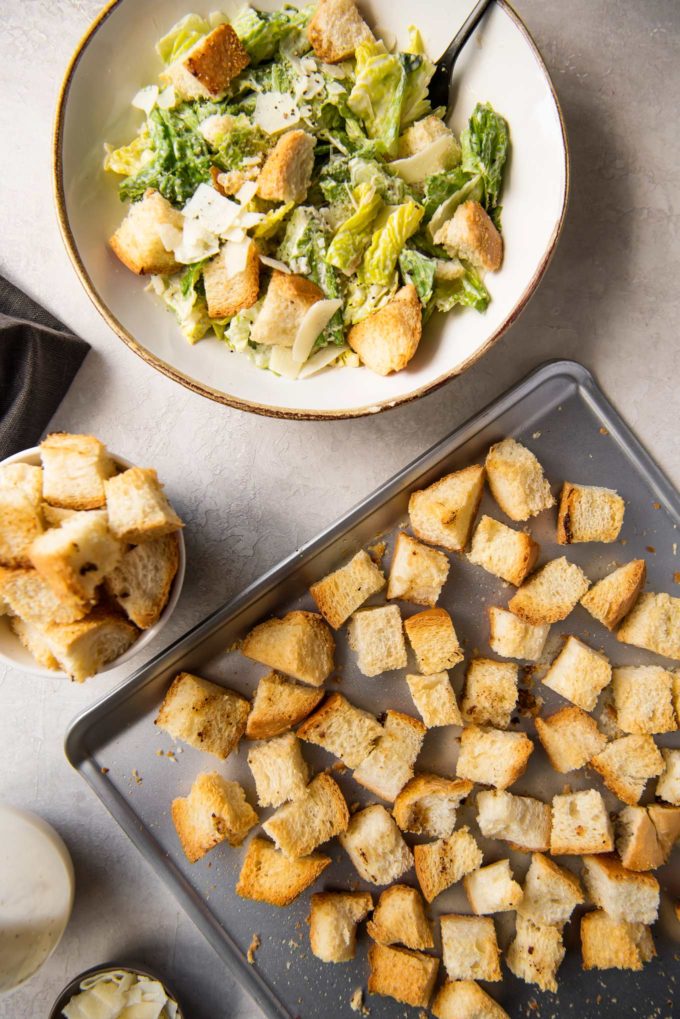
[[310, 549, 385, 629], [245, 671, 323, 740], [183, 23, 250, 96], [40, 433, 114, 510], [439, 914, 501, 981], [171, 771, 258, 862], [307, 0, 373, 62], [155, 672, 250, 758], [0, 565, 87, 626], [104, 534, 179, 629], [348, 285, 422, 376], [247, 732, 309, 808], [557, 482, 625, 544], [29, 512, 122, 611], [104, 467, 184, 544], [387, 532, 450, 607], [506, 915, 565, 992], [456, 726, 533, 790], [591, 735, 664, 805], [580, 560, 646, 630], [257, 130, 316, 203], [0, 463, 42, 505], [203, 240, 260, 319], [393, 775, 472, 838], [460, 658, 519, 729], [348, 605, 407, 677], [236, 836, 330, 907], [406, 672, 462, 728], [109, 190, 184, 276], [615, 805, 665, 872], [308, 891, 372, 963], [580, 911, 655, 971], [39, 606, 139, 682], [262, 772, 349, 857], [0, 490, 44, 568], [340, 804, 413, 885], [297, 692, 383, 768], [414, 827, 482, 903], [550, 790, 613, 855], [404, 607, 463, 673], [250, 271, 324, 347], [9, 617, 60, 671], [508, 558, 590, 625], [534, 705, 606, 773], [434, 201, 502, 271], [353, 710, 426, 802], [432, 981, 509, 1019], [467, 515, 539, 586], [367, 943, 439, 1009], [367, 885, 433, 950], [617, 591, 680, 660], [409, 465, 485, 552], [485, 438, 554, 521], [241, 610, 335, 686]]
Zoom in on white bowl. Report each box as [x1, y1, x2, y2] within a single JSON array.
[[54, 0, 568, 419], [0, 447, 186, 679]]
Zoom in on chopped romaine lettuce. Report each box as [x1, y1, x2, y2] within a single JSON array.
[[326, 184, 384, 274], [431, 262, 490, 315], [232, 5, 312, 65], [179, 258, 208, 297], [344, 277, 398, 324], [398, 248, 436, 306], [460, 102, 509, 210], [253, 201, 295, 239], [362, 199, 424, 285], [156, 14, 210, 65], [119, 105, 213, 205], [348, 41, 406, 157], [427, 173, 484, 238], [400, 52, 435, 127], [104, 131, 153, 176]]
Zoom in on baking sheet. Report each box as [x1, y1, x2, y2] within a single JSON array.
[[65, 361, 680, 1019]]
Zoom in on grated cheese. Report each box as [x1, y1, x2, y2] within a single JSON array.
[[291, 298, 343, 365]]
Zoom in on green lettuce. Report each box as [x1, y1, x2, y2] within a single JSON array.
[[347, 41, 406, 156], [156, 14, 210, 65], [431, 263, 490, 314], [422, 167, 471, 219], [460, 102, 509, 210], [398, 248, 436, 305], [427, 173, 483, 238], [344, 277, 398, 325], [277, 209, 345, 345], [231, 5, 311, 65], [326, 184, 384, 274], [104, 131, 153, 176], [400, 51, 435, 127], [119, 105, 213, 206], [362, 199, 424, 285]]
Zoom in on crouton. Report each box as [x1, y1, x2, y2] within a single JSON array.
[[656, 747, 680, 804], [353, 710, 426, 802], [611, 665, 676, 734], [463, 859, 523, 914], [38, 606, 138, 682], [262, 772, 349, 857], [339, 804, 413, 885], [406, 672, 462, 728], [0, 463, 42, 504], [647, 803, 680, 859], [398, 115, 460, 161], [366, 885, 433, 950], [0, 489, 44, 568], [241, 610, 335, 686], [109, 190, 184, 275], [347, 605, 407, 677], [487, 606, 550, 661], [434, 201, 502, 272], [245, 671, 323, 740], [393, 775, 472, 839], [580, 911, 655, 971], [509, 558, 590, 625], [535, 706, 607, 773], [476, 789, 551, 852], [387, 532, 450, 607], [468, 515, 539, 586], [590, 734, 664, 805], [236, 836, 330, 907], [250, 271, 325, 348], [257, 130, 316, 203], [155, 672, 249, 759], [167, 24, 250, 99], [485, 438, 554, 522], [0, 566, 87, 626], [297, 692, 382, 768], [307, 0, 373, 62], [308, 891, 372, 963], [9, 617, 60, 671], [104, 467, 184, 544], [367, 943, 439, 1009], [456, 726, 533, 790], [557, 482, 625, 544], [617, 591, 680, 660], [247, 732, 309, 808], [440, 915, 501, 982], [414, 827, 482, 903], [598, 690, 623, 739], [348, 284, 422, 375], [506, 915, 564, 993], [404, 607, 463, 673], [517, 853, 584, 926], [409, 465, 485, 552], [171, 772, 258, 862], [461, 658, 518, 729], [104, 534, 179, 629], [310, 549, 385, 629], [615, 806, 665, 872], [432, 981, 509, 1019], [540, 636, 611, 712], [580, 560, 646, 630], [203, 240, 260, 319], [40, 433, 113, 510], [582, 855, 659, 925], [29, 512, 121, 610], [42, 505, 84, 527], [550, 790, 614, 855]]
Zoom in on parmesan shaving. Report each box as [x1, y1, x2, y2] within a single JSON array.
[[253, 92, 301, 134], [259, 254, 291, 274], [298, 343, 349, 378], [132, 85, 159, 115], [183, 183, 241, 235], [235, 180, 258, 205], [291, 298, 343, 364], [389, 134, 459, 184], [223, 239, 252, 278], [268, 345, 300, 379]]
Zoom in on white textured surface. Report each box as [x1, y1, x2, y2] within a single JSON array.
[[0, 2, 678, 1017]]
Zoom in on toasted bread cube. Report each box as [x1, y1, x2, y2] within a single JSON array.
[[104, 467, 183, 544], [310, 550, 385, 629], [393, 775, 472, 839], [406, 672, 462, 728], [250, 271, 324, 348], [9, 616, 60, 671], [348, 605, 407, 677], [42, 505, 84, 527], [404, 607, 463, 673], [40, 433, 114, 510], [557, 482, 625, 544], [550, 790, 613, 855], [517, 853, 584, 926], [39, 606, 138, 682], [477, 789, 551, 852], [535, 706, 607, 773], [615, 806, 665, 872], [366, 885, 433, 950], [509, 558, 590, 625], [340, 804, 413, 885], [580, 560, 646, 630], [309, 891, 372, 963], [432, 981, 509, 1019], [541, 636, 611, 712], [203, 240, 260, 319], [104, 534, 179, 629], [171, 772, 258, 862], [29, 512, 121, 609], [155, 672, 249, 759], [414, 827, 482, 903], [617, 591, 680, 660], [262, 772, 348, 857], [241, 610, 335, 686], [0, 463, 42, 504], [591, 734, 664, 804], [435, 201, 502, 271], [506, 915, 564, 993], [348, 285, 422, 376], [307, 0, 373, 62], [398, 115, 460, 161], [110, 190, 184, 275], [468, 515, 539, 586], [247, 733, 309, 808], [245, 671, 323, 740], [580, 911, 655, 971], [165, 24, 249, 99], [461, 658, 518, 729], [236, 836, 330, 907], [297, 692, 383, 768], [257, 130, 316, 203], [440, 915, 501, 982], [611, 665, 676, 733], [353, 710, 426, 802], [463, 859, 522, 914], [409, 465, 485, 552], [387, 532, 450, 607], [456, 726, 533, 790], [648, 803, 680, 860], [656, 747, 680, 804], [487, 606, 549, 661], [367, 943, 438, 1009], [0, 566, 87, 626], [0, 489, 44, 567], [485, 438, 554, 522], [582, 855, 659, 924]]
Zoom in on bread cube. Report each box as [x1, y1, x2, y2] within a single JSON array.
[[353, 710, 426, 802], [476, 789, 551, 853], [236, 836, 330, 907], [580, 911, 655, 971], [598, 690, 624, 739], [366, 885, 433, 950], [591, 734, 664, 805], [110, 190, 183, 275], [541, 636, 611, 712], [456, 726, 533, 790], [171, 772, 258, 862], [165, 23, 249, 99], [247, 732, 309, 808], [440, 915, 501, 982], [105, 533, 179, 629], [9, 617, 60, 671], [656, 747, 680, 804], [0, 489, 44, 567], [245, 671, 323, 740], [387, 532, 450, 607], [647, 803, 680, 860], [251, 272, 325, 348], [307, 0, 373, 62], [517, 853, 584, 926], [582, 855, 659, 925], [40, 433, 114, 510], [393, 775, 472, 839], [404, 607, 463, 673], [348, 285, 422, 376], [485, 438, 554, 522], [580, 560, 646, 630], [557, 482, 625, 544], [0, 566, 87, 626], [40, 606, 138, 682], [550, 790, 613, 855], [461, 658, 518, 729], [104, 467, 183, 544], [308, 891, 372, 963], [611, 665, 676, 734], [297, 692, 382, 768], [262, 772, 348, 858], [463, 859, 522, 914], [414, 827, 482, 903], [617, 591, 680, 660], [406, 672, 462, 728], [506, 915, 564, 993], [257, 130, 316, 204], [339, 804, 413, 885], [241, 610, 335, 686], [310, 549, 385, 629], [0, 463, 42, 504], [42, 505, 85, 527], [408, 465, 485, 552], [203, 240, 260, 319], [432, 981, 509, 1019], [535, 706, 607, 773], [367, 942, 439, 1009], [435, 201, 502, 271], [348, 605, 407, 677], [29, 512, 121, 609], [468, 515, 539, 586], [487, 606, 549, 661], [508, 557, 590, 625], [155, 672, 250, 759], [615, 806, 665, 872], [398, 115, 459, 162]]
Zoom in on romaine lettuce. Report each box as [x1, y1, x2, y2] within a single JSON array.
[[232, 5, 312, 65], [119, 105, 213, 205], [398, 248, 436, 305], [344, 277, 399, 325], [347, 41, 406, 156], [427, 173, 483, 238], [400, 52, 435, 127], [362, 199, 424, 285], [431, 262, 490, 314], [460, 102, 509, 210], [104, 131, 153, 176], [156, 14, 210, 65], [326, 184, 384, 274]]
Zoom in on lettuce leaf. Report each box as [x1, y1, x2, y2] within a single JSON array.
[[326, 183, 384, 273], [460, 102, 509, 210], [398, 248, 436, 305], [362, 199, 424, 286], [431, 263, 490, 314], [422, 167, 471, 219], [347, 41, 406, 157], [119, 105, 213, 205], [253, 201, 295, 239], [344, 277, 398, 325], [104, 131, 153, 176], [232, 5, 311, 65], [156, 14, 210, 65], [427, 172, 483, 238], [277, 209, 345, 345], [400, 52, 435, 127]]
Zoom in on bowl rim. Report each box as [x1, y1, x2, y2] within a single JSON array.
[[48, 961, 184, 1018], [0, 446, 186, 680], [52, 0, 569, 421]]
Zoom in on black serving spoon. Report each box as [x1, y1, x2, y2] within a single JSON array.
[[428, 0, 495, 113]]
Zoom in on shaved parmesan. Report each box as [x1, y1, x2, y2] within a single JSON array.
[[174, 218, 220, 264], [298, 343, 348, 378], [291, 298, 343, 364], [389, 134, 459, 184], [269, 346, 300, 379], [183, 183, 241, 235], [156, 85, 176, 109], [62, 969, 178, 1019], [223, 239, 251, 278], [132, 85, 159, 115], [235, 180, 258, 205], [253, 92, 300, 134], [157, 223, 183, 253], [222, 227, 247, 243], [237, 211, 265, 229], [259, 254, 291, 274]]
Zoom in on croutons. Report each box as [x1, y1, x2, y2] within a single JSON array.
[[167, 24, 250, 99], [353, 710, 426, 802], [247, 732, 309, 808], [310, 549, 385, 629], [409, 465, 485, 552], [557, 482, 625, 544], [308, 891, 372, 963], [476, 789, 551, 853], [348, 284, 422, 376], [414, 827, 483, 903], [398, 116, 460, 163], [29, 512, 121, 610], [404, 607, 463, 673], [297, 692, 383, 768], [485, 438, 554, 522], [487, 606, 550, 661], [581, 855, 660, 925], [580, 560, 646, 630], [509, 558, 590, 625], [203, 240, 260, 319], [440, 915, 501, 982], [387, 532, 450, 607], [109, 190, 184, 275], [104, 467, 183, 544], [0, 566, 86, 626], [550, 790, 614, 855], [535, 705, 607, 773], [236, 836, 330, 907], [367, 943, 439, 1009], [456, 726, 533, 790], [241, 610, 335, 686], [517, 853, 584, 926], [617, 591, 680, 660], [506, 915, 565, 993], [656, 747, 680, 804], [35, 606, 138, 682], [257, 130, 316, 204], [262, 772, 349, 857], [406, 672, 462, 728], [40, 433, 114, 510], [461, 658, 518, 729], [245, 671, 323, 740], [366, 885, 433, 950], [9, 617, 60, 671], [171, 772, 258, 862], [611, 665, 676, 733], [590, 734, 664, 805], [393, 775, 472, 839], [348, 605, 407, 677], [155, 672, 250, 759], [307, 0, 373, 63], [0, 489, 44, 568], [615, 806, 666, 872], [580, 911, 655, 971], [250, 272, 325, 348], [648, 803, 680, 859], [432, 981, 509, 1019], [463, 859, 523, 914], [340, 804, 413, 885], [104, 534, 179, 629], [467, 515, 539, 586], [540, 636, 611, 712], [0, 463, 42, 505], [434, 201, 503, 272]]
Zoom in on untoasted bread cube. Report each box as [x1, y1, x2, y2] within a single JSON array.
[[435, 201, 502, 271], [404, 607, 463, 673], [155, 672, 249, 759], [309, 891, 372, 963], [203, 240, 260, 319], [39, 606, 138, 682], [557, 482, 625, 544], [245, 671, 323, 740], [393, 775, 472, 839], [582, 855, 659, 924], [40, 432, 114, 510], [250, 271, 324, 347], [104, 534, 179, 629], [307, 0, 373, 62], [487, 607, 549, 662], [104, 467, 183, 544], [171, 772, 258, 862], [310, 550, 385, 629], [432, 981, 509, 1019], [366, 885, 433, 950], [617, 591, 680, 660], [468, 516, 539, 586], [581, 560, 646, 630], [167, 23, 249, 99], [29, 512, 121, 609], [409, 465, 485, 552], [414, 827, 483, 903], [506, 915, 564, 993], [535, 706, 607, 773], [456, 726, 533, 790], [615, 806, 665, 872], [485, 438, 554, 522], [0, 463, 42, 504], [591, 734, 664, 805], [367, 943, 438, 1009], [611, 665, 676, 734], [257, 130, 316, 204], [297, 692, 382, 768], [581, 911, 655, 971], [241, 610, 335, 686], [648, 803, 680, 860], [247, 733, 309, 808], [656, 747, 680, 804], [509, 558, 590, 625], [262, 772, 348, 858], [0, 489, 43, 567], [461, 659, 518, 729], [353, 710, 426, 802], [440, 915, 501, 982], [9, 616, 60, 671], [348, 605, 406, 677], [340, 804, 413, 885], [517, 853, 584, 926], [387, 532, 450, 607], [110, 190, 183, 275], [550, 790, 614, 855], [348, 285, 422, 376], [0, 566, 87, 625], [477, 789, 551, 852], [541, 636, 611, 712], [406, 672, 462, 728], [463, 859, 522, 914], [236, 836, 330, 907]]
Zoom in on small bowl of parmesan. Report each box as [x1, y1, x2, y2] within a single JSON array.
[[50, 964, 184, 1019]]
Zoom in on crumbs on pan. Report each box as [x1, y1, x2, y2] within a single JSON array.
[[350, 988, 369, 1014], [247, 932, 261, 964], [532, 431, 541, 439], [367, 542, 386, 567], [132, 769, 142, 784], [599, 426, 609, 435]]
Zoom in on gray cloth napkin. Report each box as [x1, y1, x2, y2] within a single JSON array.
[[0, 274, 90, 459]]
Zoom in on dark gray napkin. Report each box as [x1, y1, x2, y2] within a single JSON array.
[[0, 274, 90, 459]]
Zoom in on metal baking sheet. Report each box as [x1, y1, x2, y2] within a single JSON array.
[[65, 360, 680, 1019]]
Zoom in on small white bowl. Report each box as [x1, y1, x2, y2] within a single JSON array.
[[0, 446, 186, 679]]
